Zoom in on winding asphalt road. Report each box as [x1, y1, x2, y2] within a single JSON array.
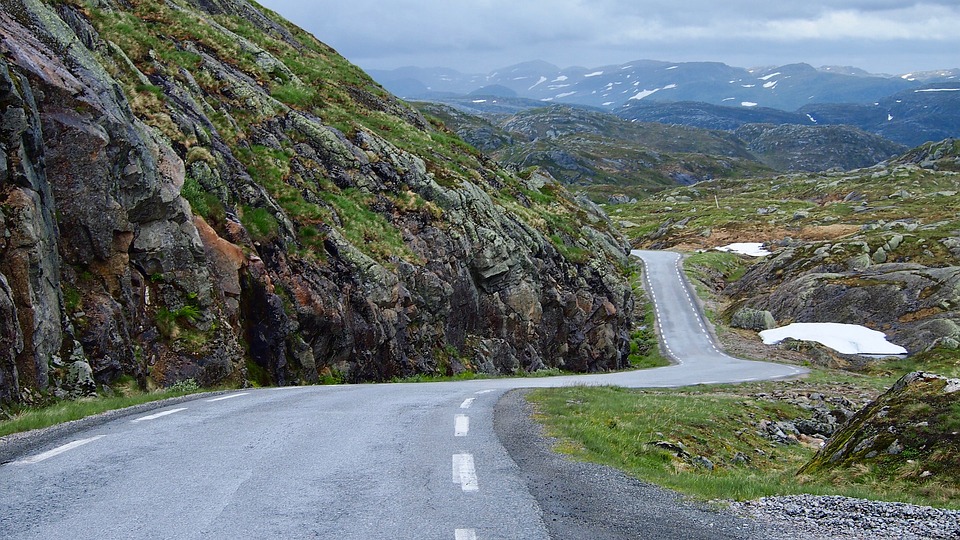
[[0, 251, 805, 539]]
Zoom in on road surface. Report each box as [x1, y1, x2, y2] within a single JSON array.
[[0, 251, 805, 539]]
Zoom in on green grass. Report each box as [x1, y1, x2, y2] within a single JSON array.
[[240, 206, 280, 241], [628, 268, 670, 369], [684, 251, 749, 282], [528, 382, 958, 508], [0, 382, 206, 438]]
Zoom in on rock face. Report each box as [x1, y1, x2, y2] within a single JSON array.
[[800, 372, 960, 491], [730, 252, 960, 353], [0, 0, 633, 404]]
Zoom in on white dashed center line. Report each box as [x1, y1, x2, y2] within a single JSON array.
[[455, 529, 477, 540], [452, 454, 479, 492], [130, 408, 187, 423], [205, 392, 249, 402], [12, 435, 106, 465], [454, 414, 470, 437], [459, 398, 475, 409]]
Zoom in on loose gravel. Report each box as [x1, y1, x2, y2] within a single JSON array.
[[731, 495, 960, 540]]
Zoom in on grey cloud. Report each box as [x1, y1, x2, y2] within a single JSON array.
[[257, 0, 960, 74]]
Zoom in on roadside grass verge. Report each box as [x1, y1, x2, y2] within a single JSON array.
[[0, 381, 206, 438], [528, 376, 959, 509], [629, 266, 670, 370]]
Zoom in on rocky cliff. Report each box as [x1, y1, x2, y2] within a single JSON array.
[[0, 0, 634, 405], [800, 372, 960, 493]]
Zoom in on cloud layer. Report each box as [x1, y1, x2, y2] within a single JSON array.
[[257, 1, 960, 73]]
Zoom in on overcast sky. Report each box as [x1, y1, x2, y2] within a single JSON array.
[[257, 1, 960, 74]]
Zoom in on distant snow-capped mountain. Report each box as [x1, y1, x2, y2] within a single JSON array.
[[369, 60, 955, 111]]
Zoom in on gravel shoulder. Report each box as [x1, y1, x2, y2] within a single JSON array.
[[499, 389, 960, 540], [732, 495, 960, 540], [494, 388, 777, 540]]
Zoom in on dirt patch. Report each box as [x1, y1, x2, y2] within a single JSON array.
[[718, 327, 810, 366], [669, 224, 861, 252]]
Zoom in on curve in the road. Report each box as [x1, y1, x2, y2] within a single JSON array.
[[0, 249, 807, 540]]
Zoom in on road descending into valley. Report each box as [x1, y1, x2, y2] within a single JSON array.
[[0, 251, 806, 539]]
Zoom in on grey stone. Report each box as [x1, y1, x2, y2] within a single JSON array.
[[692, 456, 715, 470], [65, 360, 97, 398], [872, 246, 888, 263], [730, 308, 777, 331]]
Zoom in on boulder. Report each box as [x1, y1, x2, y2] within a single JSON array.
[[730, 308, 777, 331]]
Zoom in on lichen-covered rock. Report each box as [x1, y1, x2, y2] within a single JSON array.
[[0, 273, 23, 403], [731, 259, 960, 353], [800, 372, 960, 491], [730, 308, 777, 331]]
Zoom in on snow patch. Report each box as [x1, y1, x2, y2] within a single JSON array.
[[915, 88, 960, 92], [714, 243, 771, 257], [741, 101, 758, 107], [806, 114, 818, 123], [584, 71, 604, 77], [528, 76, 548, 90], [471, 99, 487, 103], [760, 323, 907, 356], [758, 72, 781, 81], [763, 81, 778, 89], [552, 75, 568, 82], [742, 84, 756, 88], [630, 89, 660, 100], [554, 91, 576, 99], [723, 97, 736, 102], [663, 84, 677, 89], [666, 65, 679, 70], [602, 101, 614, 106], [888, 114, 894, 121]]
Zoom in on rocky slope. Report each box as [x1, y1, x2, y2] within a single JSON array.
[[0, 0, 634, 405], [735, 124, 907, 172], [800, 371, 960, 496]]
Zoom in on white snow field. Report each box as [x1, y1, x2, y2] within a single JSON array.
[[760, 323, 908, 356]]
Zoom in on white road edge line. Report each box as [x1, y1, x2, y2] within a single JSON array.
[[455, 415, 470, 437], [460, 398, 475, 409], [474, 389, 495, 395], [131, 408, 188, 423], [455, 529, 477, 540], [452, 454, 479, 492], [12, 435, 106, 465], [205, 392, 250, 402]]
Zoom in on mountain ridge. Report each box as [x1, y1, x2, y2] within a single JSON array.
[[370, 59, 958, 112]]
